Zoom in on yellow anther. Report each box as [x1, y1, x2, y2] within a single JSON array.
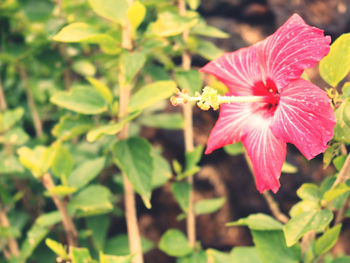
[[197, 86, 220, 111], [170, 96, 178, 106]]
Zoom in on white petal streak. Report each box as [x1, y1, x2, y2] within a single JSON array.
[[242, 114, 286, 193]]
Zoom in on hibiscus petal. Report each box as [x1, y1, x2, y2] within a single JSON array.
[[256, 13, 331, 90], [199, 46, 261, 96], [205, 102, 253, 154], [242, 117, 286, 193], [271, 79, 336, 160]]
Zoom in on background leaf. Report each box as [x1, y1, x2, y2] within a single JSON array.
[[319, 33, 350, 87], [89, 0, 128, 24], [113, 137, 153, 208], [252, 230, 300, 263], [128, 81, 177, 112], [159, 229, 193, 257], [283, 209, 333, 247], [51, 86, 107, 115], [227, 213, 283, 231]]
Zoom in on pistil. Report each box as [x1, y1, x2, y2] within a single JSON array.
[[171, 86, 266, 111]]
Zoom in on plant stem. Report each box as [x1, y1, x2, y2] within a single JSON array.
[[41, 173, 78, 247], [330, 153, 350, 224], [0, 202, 19, 258], [330, 153, 350, 190], [0, 76, 7, 110], [178, 0, 196, 248], [262, 191, 289, 223], [335, 195, 350, 224], [301, 231, 315, 256], [59, 44, 72, 91], [243, 153, 289, 223], [119, 1, 143, 262], [18, 66, 43, 138]]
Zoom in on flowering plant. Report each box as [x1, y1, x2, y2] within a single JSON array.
[[200, 14, 336, 193]]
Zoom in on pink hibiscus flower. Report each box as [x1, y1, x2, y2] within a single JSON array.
[[200, 14, 336, 193]]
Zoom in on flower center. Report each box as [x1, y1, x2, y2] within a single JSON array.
[[252, 79, 280, 117]]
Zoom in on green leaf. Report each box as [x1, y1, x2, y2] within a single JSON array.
[[331, 256, 350, 263], [18, 211, 61, 263], [171, 181, 190, 213], [53, 23, 98, 42], [230, 247, 263, 263], [334, 99, 350, 143], [191, 19, 229, 38], [17, 146, 48, 178], [174, 69, 203, 95], [315, 224, 342, 256], [206, 249, 233, 263], [252, 230, 300, 263], [52, 143, 74, 179], [186, 0, 200, 10], [36, 211, 62, 227], [185, 145, 203, 172], [22, 0, 53, 22], [128, 80, 177, 113], [323, 183, 350, 202], [48, 185, 77, 196], [227, 213, 283, 231], [139, 113, 184, 130], [281, 161, 298, 174], [177, 250, 207, 263], [72, 59, 96, 77], [127, 1, 146, 33], [319, 33, 350, 87], [224, 143, 244, 156], [89, 0, 128, 24], [0, 127, 29, 145], [0, 226, 20, 238], [333, 155, 346, 171], [86, 215, 110, 251], [297, 183, 321, 202], [194, 197, 225, 215], [45, 238, 69, 260], [105, 234, 154, 256], [196, 39, 224, 60], [87, 111, 140, 142], [0, 155, 24, 174], [113, 137, 153, 208], [51, 86, 107, 115], [100, 251, 133, 263], [0, 107, 24, 132], [68, 157, 105, 189], [283, 209, 333, 247], [120, 51, 146, 84], [152, 150, 172, 189], [159, 229, 193, 257], [52, 115, 94, 141], [150, 11, 198, 37], [53, 22, 120, 54], [323, 143, 342, 168], [86, 77, 113, 105], [70, 247, 93, 263], [343, 82, 350, 96], [69, 185, 113, 216], [289, 200, 320, 218]]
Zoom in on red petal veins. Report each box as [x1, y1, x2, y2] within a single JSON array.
[[199, 46, 261, 96], [256, 13, 331, 90], [242, 117, 286, 193], [271, 79, 336, 160], [205, 102, 254, 154]]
